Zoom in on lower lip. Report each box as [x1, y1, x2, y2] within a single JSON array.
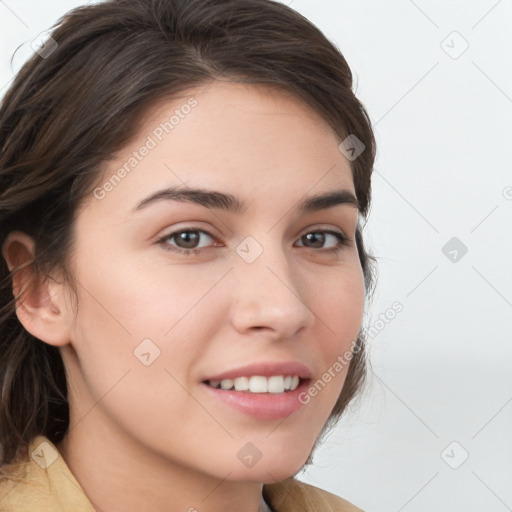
[[201, 380, 310, 420]]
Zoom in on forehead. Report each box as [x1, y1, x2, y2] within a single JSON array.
[[85, 81, 355, 218]]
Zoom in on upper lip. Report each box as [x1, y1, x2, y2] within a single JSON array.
[[203, 361, 312, 382]]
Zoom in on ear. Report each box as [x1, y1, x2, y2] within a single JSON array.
[[2, 231, 72, 347]]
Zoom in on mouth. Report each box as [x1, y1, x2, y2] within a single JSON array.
[[204, 375, 302, 394], [200, 362, 312, 420]]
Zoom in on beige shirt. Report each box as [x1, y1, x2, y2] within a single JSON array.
[[0, 435, 364, 512]]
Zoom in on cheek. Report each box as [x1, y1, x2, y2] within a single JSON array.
[[69, 249, 228, 376], [306, 261, 365, 401], [66, 254, 224, 430], [314, 262, 365, 343], [75, 241, 189, 325]]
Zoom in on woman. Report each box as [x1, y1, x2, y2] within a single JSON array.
[[0, 0, 376, 510]]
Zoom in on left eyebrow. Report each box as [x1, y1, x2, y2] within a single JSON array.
[[296, 189, 359, 213], [131, 187, 359, 214]]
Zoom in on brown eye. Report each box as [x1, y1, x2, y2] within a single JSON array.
[[157, 228, 218, 255], [301, 232, 326, 248], [173, 231, 201, 249], [296, 230, 348, 252]]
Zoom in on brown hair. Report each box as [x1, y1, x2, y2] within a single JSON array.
[[0, 0, 376, 468]]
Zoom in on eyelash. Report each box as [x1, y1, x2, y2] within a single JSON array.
[[155, 227, 351, 257]]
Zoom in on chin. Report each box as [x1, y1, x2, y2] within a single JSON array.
[[227, 450, 310, 484]]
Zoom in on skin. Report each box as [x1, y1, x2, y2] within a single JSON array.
[[3, 81, 365, 512]]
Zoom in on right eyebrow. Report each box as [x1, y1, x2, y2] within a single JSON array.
[[132, 187, 247, 214]]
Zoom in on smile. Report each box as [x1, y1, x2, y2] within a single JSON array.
[[205, 375, 301, 393]]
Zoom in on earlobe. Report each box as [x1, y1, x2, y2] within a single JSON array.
[[2, 231, 71, 347]]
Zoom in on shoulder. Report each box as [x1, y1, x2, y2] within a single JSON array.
[[0, 435, 95, 512], [263, 477, 365, 512]]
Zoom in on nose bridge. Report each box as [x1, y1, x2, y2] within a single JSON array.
[[229, 234, 315, 337]]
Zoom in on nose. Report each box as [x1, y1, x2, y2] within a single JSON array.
[[229, 241, 316, 341]]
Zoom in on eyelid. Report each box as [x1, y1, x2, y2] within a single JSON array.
[[299, 224, 347, 236], [154, 223, 220, 242]]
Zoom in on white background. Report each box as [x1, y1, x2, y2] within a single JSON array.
[[1, 1, 511, 511]]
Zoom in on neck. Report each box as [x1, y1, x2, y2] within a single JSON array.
[[56, 421, 267, 512]]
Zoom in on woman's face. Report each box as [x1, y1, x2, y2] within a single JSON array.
[[60, 81, 365, 482]]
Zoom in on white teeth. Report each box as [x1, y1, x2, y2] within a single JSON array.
[[220, 378, 234, 390], [234, 376, 249, 391], [208, 375, 301, 393], [267, 376, 285, 393], [249, 376, 268, 393]]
